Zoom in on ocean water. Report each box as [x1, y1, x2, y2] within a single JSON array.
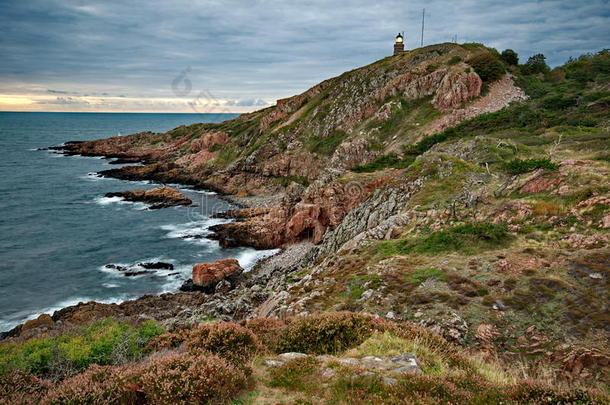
[[0, 112, 278, 332]]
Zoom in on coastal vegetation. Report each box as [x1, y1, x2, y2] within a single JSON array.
[[2, 313, 608, 404], [3, 44, 609, 403]]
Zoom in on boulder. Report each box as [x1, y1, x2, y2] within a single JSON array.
[[183, 258, 243, 293]]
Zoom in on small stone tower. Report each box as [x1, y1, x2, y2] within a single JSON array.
[[393, 33, 405, 55]]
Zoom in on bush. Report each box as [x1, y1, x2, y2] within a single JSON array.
[[447, 55, 463, 65], [138, 353, 248, 405], [0, 370, 50, 405], [467, 53, 505, 82], [186, 322, 259, 364], [276, 312, 380, 354], [0, 319, 164, 378], [45, 364, 140, 405], [241, 318, 286, 352], [522, 53, 550, 75], [503, 158, 558, 175], [501, 49, 519, 65]]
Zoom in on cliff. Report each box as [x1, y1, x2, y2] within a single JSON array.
[[5, 45, 610, 402]]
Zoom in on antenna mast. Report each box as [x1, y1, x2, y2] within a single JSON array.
[[420, 8, 425, 47]]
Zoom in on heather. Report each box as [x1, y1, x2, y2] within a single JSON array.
[[2, 313, 607, 404]]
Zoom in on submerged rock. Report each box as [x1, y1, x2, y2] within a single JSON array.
[[138, 262, 174, 270], [105, 186, 192, 209]]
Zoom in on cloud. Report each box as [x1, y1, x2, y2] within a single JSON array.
[[0, 0, 608, 112], [225, 98, 269, 107], [38, 96, 89, 105]]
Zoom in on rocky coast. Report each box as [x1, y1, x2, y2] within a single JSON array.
[[2, 44, 609, 401]]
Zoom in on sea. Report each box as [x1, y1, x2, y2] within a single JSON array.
[[0, 112, 278, 332]]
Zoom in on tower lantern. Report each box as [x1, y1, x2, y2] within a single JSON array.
[[393, 33, 405, 55]]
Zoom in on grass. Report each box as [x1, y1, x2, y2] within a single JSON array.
[[268, 356, 321, 392], [404, 267, 446, 286], [375, 222, 509, 256]]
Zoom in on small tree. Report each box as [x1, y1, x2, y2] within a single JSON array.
[[467, 53, 506, 82], [501, 49, 519, 65], [522, 53, 550, 74]]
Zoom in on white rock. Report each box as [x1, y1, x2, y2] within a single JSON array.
[[278, 352, 308, 360]]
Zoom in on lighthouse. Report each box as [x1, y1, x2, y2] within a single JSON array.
[[393, 33, 405, 55]]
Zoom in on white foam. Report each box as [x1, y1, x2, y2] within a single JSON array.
[[102, 283, 119, 288], [94, 196, 124, 205], [235, 248, 281, 271], [161, 218, 229, 241]]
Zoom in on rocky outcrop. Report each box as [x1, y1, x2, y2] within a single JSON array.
[[208, 172, 398, 249], [432, 71, 482, 110], [105, 187, 192, 209], [180, 259, 243, 293]]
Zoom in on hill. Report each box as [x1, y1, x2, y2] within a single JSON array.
[[3, 44, 610, 403]]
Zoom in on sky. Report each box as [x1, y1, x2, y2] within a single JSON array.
[[0, 0, 608, 113]]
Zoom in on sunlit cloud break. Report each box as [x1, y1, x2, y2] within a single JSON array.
[[1, 0, 609, 113]]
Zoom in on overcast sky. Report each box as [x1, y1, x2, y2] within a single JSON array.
[[1, 0, 608, 113]]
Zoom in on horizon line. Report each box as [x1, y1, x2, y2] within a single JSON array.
[[0, 110, 243, 114]]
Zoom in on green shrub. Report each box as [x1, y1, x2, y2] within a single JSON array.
[[276, 312, 380, 354], [467, 53, 505, 82], [138, 353, 248, 405], [501, 49, 519, 66], [503, 158, 558, 175], [351, 153, 414, 173], [447, 55, 462, 65], [305, 131, 347, 156], [0, 319, 163, 378], [521, 53, 550, 75], [268, 356, 321, 392], [186, 322, 259, 364], [539, 94, 577, 109]]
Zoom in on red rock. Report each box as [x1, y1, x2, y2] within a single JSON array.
[[192, 258, 242, 288], [432, 71, 482, 110], [519, 172, 564, 194], [190, 132, 228, 152]]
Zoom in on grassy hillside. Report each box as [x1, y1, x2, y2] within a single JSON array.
[[7, 47, 610, 403]]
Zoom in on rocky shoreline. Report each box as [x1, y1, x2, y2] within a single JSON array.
[[105, 186, 192, 209]]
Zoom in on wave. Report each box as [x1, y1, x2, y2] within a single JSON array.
[[160, 218, 230, 244], [235, 248, 281, 271], [93, 196, 148, 210], [94, 196, 124, 205]]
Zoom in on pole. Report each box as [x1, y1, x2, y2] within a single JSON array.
[[421, 8, 425, 47]]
